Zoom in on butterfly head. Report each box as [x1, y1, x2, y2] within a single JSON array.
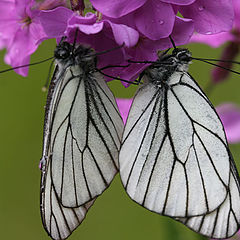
[[172, 48, 192, 65], [54, 41, 96, 72], [145, 48, 192, 86]]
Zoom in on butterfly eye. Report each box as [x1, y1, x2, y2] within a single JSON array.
[[54, 41, 72, 60], [177, 52, 190, 62], [54, 48, 70, 59]]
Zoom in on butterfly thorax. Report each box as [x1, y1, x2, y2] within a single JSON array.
[[145, 48, 192, 87], [54, 41, 96, 75]]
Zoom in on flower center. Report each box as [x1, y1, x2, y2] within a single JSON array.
[[20, 16, 32, 28]]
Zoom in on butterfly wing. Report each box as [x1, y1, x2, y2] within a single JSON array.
[[41, 65, 123, 239], [119, 71, 233, 218], [41, 157, 95, 240], [177, 161, 240, 238]]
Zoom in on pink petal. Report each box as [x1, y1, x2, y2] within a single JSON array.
[[141, 16, 194, 51], [161, 0, 195, 5], [68, 12, 98, 25], [116, 98, 133, 124], [0, 1, 18, 41], [211, 42, 239, 83], [179, 0, 234, 34], [109, 37, 159, 85], [90, 0, 147, 18], [163, 16, 194, 47], [103, 20, 139, 47], [190, 32, 235, 47], [15, 0, 32, 18], [233, 0, 240, 29], [69, 22, 104, 35], [39, 7, 73, 38], [101, 16, 194, 86], [135, 0, 175, 40], [37, 0, 67, 10], [216, 103, 240, 144], [29, 18, 46, 41], [66, 13, 102, 36], [5, 28, 38, 76]]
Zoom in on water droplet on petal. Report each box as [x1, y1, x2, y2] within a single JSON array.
[[205, 31, 212, 35], [198, 5, 204, 11], [158, 20, 164, 25]]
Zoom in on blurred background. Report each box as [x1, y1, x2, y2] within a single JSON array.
[[0, 39, 239, 240]]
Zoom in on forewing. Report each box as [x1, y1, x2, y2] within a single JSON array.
[[42, 65, 123, 208], [50, 67, 123, 207], [176, 161, 240, 239], [120, 72, 231, 218]]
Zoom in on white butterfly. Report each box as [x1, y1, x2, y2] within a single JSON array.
[[119, 48, 240, 238], [40, 40, 123, 240]]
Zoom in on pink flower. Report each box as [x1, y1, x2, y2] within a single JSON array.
[[191, 0, 240, 47], [0, 0, 47, 76], [216, 103, 240, 144], [39, 7, 139, 79], [90, 0, 234, 40], [191, 0, 240, 84], [109, 16, 194, 84], [210, 42, 239, 83], [0, 0, 68, 76]]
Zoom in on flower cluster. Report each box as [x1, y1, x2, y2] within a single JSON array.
[[189, 0, 240, 144], [0, 0, 234, 81], [0, 0, 66, 76], [191, 0, 240, 83], [0, 0, 239, 143]]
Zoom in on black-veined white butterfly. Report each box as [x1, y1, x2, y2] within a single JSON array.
[[40, 39, 124, 240], [119, 47, 240, 238]]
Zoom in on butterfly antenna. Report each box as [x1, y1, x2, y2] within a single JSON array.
[[96, 68, 141, 85], [192, 57, 240, 65], [128, 60, 157, 64], [195, 58, 240, 76], [98, 64, 130, 71], [42, 59, 55, 92], [169, 35, 177, 50], [0, 56, 54, 74], [86, 43, 125, 58], [72, 28, 79, 51]]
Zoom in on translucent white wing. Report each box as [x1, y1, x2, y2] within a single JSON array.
[[50, 66, 123, 207], [41, 63, 123, 238], [41, 158, 95, 240], [177, 161, 240, 239], [119, 71, 232, 218]]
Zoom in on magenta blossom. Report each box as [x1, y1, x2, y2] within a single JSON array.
[[216, 103, 240, 144], [0, 0, 46, 76], [191, 0, 240, 83], [108, 16, 194, 84], [0, 0, 67, 76], [90, 0, 234, 41], [191, 0, 240, 47], [198, 0, 239, 42], [39, 7, 139, 74], [40, 5, 194, 84]]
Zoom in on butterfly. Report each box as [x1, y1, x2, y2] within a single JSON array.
[[119, 47, 240, 238], [40, 39, 124, 240]]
